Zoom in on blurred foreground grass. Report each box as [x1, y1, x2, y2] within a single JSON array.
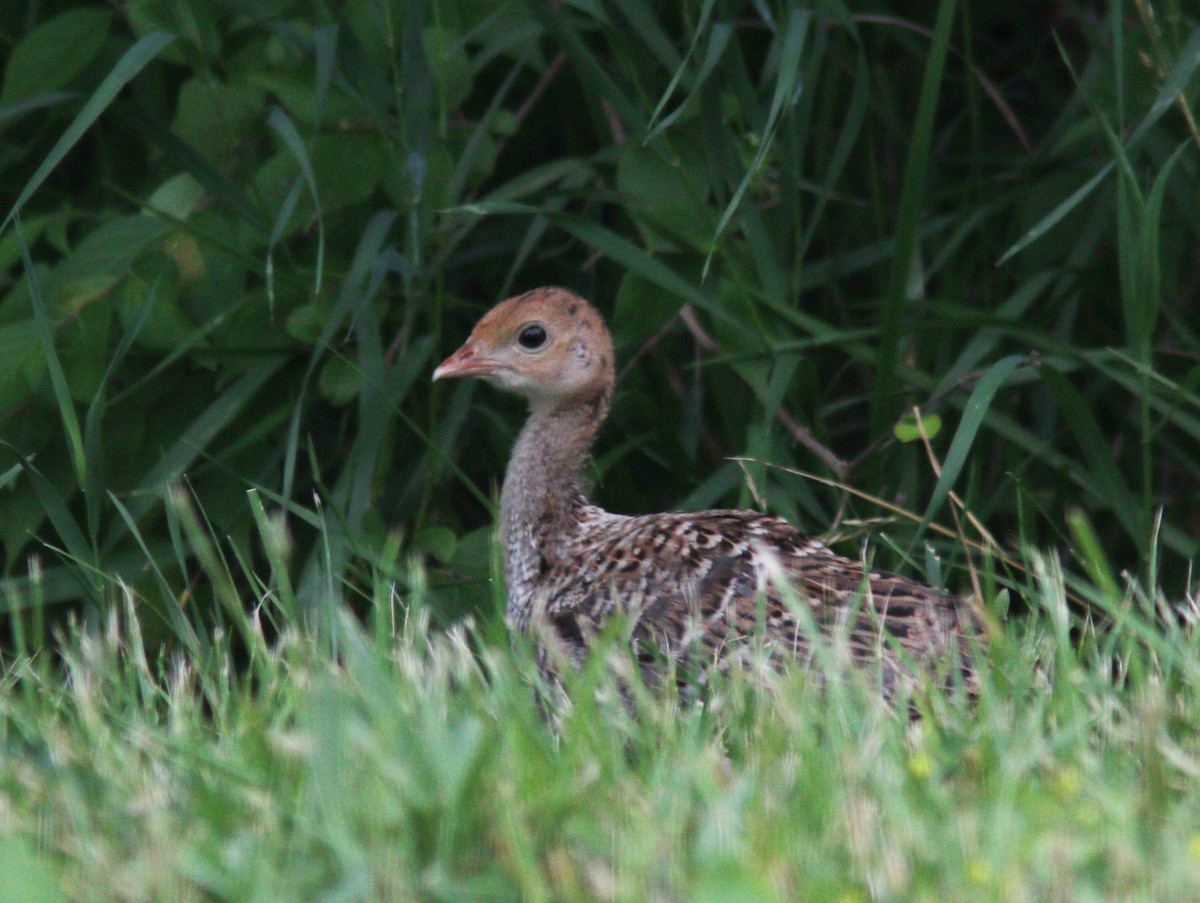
[[3, 542, 1200, 901]]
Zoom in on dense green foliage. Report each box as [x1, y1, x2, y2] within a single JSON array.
[[0, 0, 1197, 625], [1, 0, 1200, 898]]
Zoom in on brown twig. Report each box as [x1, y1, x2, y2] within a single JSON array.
[[1131, 0, 1200, 151], [731, 456, 1022, 570], [618, 308, 686, 383], [490, 51, 569, 168], [674, 304, 849, 475], [852, 14, 1034, 151], [600, 98, 627, 145], [913, 406, 983, 603]]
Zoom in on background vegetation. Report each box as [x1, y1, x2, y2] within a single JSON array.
[[1, 0, 1199, 899]]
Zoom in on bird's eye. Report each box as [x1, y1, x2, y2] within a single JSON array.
[[518, 324, 547, 350]]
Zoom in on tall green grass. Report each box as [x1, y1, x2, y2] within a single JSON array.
[[3, 533, 1200, 900]]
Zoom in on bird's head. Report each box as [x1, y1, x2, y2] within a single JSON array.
[[433, 287, 615, 410]]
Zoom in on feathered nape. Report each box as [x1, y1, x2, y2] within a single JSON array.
[[435, 286, 982, 697]]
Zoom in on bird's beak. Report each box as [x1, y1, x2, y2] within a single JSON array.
[[432, 340, 501, 381]]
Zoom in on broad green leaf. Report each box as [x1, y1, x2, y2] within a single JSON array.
[[894, 412, 942, 443], [170, 77, 264, 165], [144, 173, 208, 220], [2, 32, 175, 236], [613, 270, 683, 346], [318, 355, 362, 406], [1, 8, 112, 106], [618, 141, 716, 251]]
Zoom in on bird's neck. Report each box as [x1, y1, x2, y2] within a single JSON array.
[[499, 391, 610, 618]]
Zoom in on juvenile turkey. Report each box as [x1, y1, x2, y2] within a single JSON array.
[[434, 287, 982, 696]]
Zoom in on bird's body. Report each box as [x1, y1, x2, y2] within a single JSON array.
[[435, 287, 981, 694]]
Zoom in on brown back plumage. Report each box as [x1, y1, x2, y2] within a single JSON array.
[[435, 287, 982, 697]]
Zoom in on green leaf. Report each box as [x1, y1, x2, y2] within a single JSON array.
[[2, 32, 175, 236], [618, 141, 716, 251], [415, 526, 458, 565], [612, 270, 683, 346], [144, 173, 208, 220], [894, 412, 942, 443], [169, 78, 264, 164], [318, 355, 362, 406], [1, 8, 112, 106]]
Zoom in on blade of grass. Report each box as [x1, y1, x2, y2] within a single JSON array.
[[108, 490, 205, 655], [18, 218, 86, 490], [916, 354, 1024, 538], [1, 32, 175, 235], [703, 8, 811, 278], [0, 443, 96, 601], [248, 488, 298, 624], [267, 106, 325, 299], [645, 0, 724, 139], [870, 0, 958, 437], [998, 25, 1200, 265]]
